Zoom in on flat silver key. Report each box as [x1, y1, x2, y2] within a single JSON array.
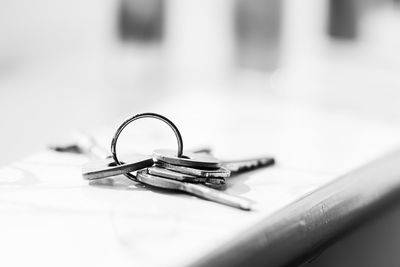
[[154, 156, 274, 181], [137, 170, 252, 210]]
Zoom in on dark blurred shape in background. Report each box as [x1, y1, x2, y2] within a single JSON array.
[[119, 0, 164, 42], [328, 0, 358, 39]]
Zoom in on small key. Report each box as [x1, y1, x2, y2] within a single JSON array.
[[154, 156, 274, 179], [136, 170, 252, 210], [153, 149, 220, 169]]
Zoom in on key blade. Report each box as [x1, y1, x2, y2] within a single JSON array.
[[82, 153, 153, 180], [137, 171, 253, 210], [183, 183, 253, 210], [223, 157, 275, 173]]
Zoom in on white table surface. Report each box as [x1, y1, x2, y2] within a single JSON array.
[[2, 88, 400, 267]]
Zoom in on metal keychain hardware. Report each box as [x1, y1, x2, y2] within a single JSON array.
[[110, 113, 184, 181]]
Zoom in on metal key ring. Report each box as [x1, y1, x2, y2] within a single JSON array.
[[111, 113, 183, 170]]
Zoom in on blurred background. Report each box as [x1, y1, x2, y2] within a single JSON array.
[[0, 0, 400, 164]]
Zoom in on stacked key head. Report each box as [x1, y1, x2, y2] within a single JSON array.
[[146, 149, 231, 187]]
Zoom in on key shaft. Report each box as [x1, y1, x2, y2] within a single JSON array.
[[222, 157, 275, 174], [183, 183, 252, 210], [137, 170, 252, 210]]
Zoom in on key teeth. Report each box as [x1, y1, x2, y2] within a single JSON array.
[[227, 157, 275, 173]]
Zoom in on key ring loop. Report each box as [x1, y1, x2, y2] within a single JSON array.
[[111, 113, 183, 169]]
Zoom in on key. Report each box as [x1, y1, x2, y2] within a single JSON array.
[[154, 149, 274, 175], [136, 170, 252, 210], [153, 149, 220, 169], [154, 156, 274, 180]]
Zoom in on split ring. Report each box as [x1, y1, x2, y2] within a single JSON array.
[[111, 113, 184, 178]]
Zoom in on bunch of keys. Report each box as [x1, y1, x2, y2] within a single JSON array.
[[80, 113, 275, 210]]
